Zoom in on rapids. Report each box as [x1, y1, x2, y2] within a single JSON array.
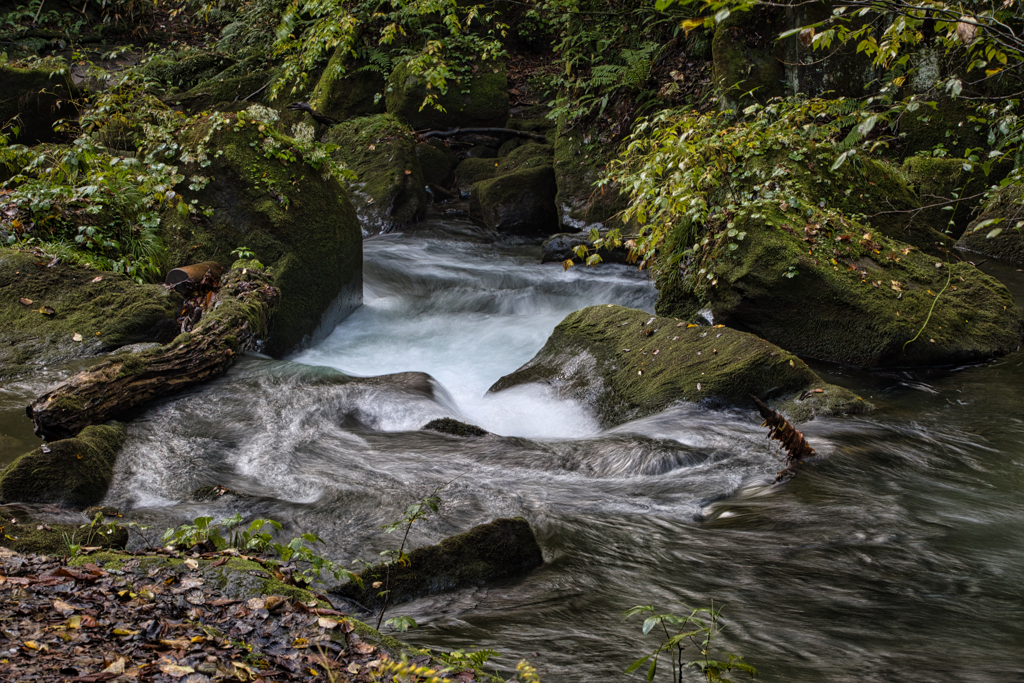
[[4, 218, 1024, 681]]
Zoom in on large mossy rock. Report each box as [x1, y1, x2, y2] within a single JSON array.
[[140, 51, 236, 94], [416, 142, 454, 186], [657, 209, 1023, 368], [490, 305, 869, 426], [311, 51, 387, 122], [956, 180, 1024, 265], [470, 165, 558, 236], [553, 120, 626, 231], [0, 61, 80, 144], [159, 112, 362, 356], [0, 250, 181, 376], [325, 114, 427, 232], [169, 58, 272, 112], [711, 6, 785, 111], [385, 61, 508, 130], [335, 518, 543, 609], [0, 423, 126, 507], [903, 156, 1008, 240], [454, 157, 499, 193]]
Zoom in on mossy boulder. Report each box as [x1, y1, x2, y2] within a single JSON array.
[[553, 120, 626, 230], [0, 250, 181, 375], [335, 518, 543, 609], [416, 142, 454, 186], [496, 142, 553, 174], [325, 114, 427, 232], [158, 111, 362, 356], [454, 156, 499, 193], [140, 51, 236, 93], [711, 6, 785, 110], [903, 156, 1008, 240], [385, 61, 509, 130], [490, 305, 869, 426], [169, 58, 272, 112], [657, 207, 1023, 368], [0, 61, 80, 144], [470, 165, 558, 235], [956, 180, 1024, 265], [311, 50, 387, 121], [0, 423, 126, 507]]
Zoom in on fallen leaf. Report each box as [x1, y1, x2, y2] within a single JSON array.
[[159, 663, 195, 677], [160, 638, 192, 650], [91, 275, 103, 283], [38, 305, 55, 316], [72, 333, 83, 342], [52, 599, 75, 615], [318, 617, 339, 629], [183, 559, 199, 570], [292, 637, 309, 649], [113, 628, 139, 636], [103, 657, 126, 675], [18, 297, 32, 305]]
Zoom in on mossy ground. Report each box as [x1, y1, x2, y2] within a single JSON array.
[[324, 114, 426, 231], [491, 305, 869, 425], [0, 523, 128, 556], [0, 423, 127, 507], [0, 250, 181, 375], [159, 114, 362, 355]]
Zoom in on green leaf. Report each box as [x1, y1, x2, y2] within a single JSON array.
[[714, 8, 730, 23], [986, 227, 1003, 238]]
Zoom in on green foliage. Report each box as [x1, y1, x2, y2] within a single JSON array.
[[625, 605, 756, 682], [270, 0, 507, 111]]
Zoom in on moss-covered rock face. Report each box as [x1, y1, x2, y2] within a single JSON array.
[[454, 156, 499, 193], [0, 250, 181, 376], [0, 61, 80, 144], [956, 181, 1024, 265], [553, 120, 626, 231], [335, 518, 543, 609], [385, 61, 509, 130], [168, 58, 273, 112], [140, 51, 236, 94], [490, 305, 869, 426], [711, 7, 785, 111], [324, 114, 427, 233], [416, 142, 454, 186], [312, 51, 387, 121], [496, 142, 553, 174], [470, 165, 558, 235], [0, 423, 127, 507], [658, 206, 1023, 368], [158, 114, 362, 356], [903, 156, 1009, 240]]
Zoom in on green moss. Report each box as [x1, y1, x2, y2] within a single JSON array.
[[897, 96, 991, 158], [904, 156, 1012, 239], [470, 165, 558, 235], [324, 114, 426, 232], [416, 142, 453, 186], [552, 119, 626, 230], [455, 157, 500, 190], [956, 181, 1024, 265], [311, 49, 386, 121], [140, 51, 235, 93], [170, 59, 272, 112], [335, 518, 543, 609], [0, 60, 80, 143], [491, 305, 868, 425], [711, 7, 785, 110], [0, 423, 128, 507], [0, 523, 128, 556], [385, 61, 509, 130], [160, 114, 362, 356], [496, 143, 553, 174], [0, 250, 181, 374]]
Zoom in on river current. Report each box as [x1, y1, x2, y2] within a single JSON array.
[[3, 218, 1024, 681]]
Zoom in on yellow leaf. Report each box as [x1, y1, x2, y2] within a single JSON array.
[[158, 663, 195, 677], [680, 17, 704, 33], [113, 628, 139, 636]]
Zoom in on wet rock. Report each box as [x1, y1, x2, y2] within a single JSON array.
[[553, 121, 626, 231], [489, 305, 870, 426], [0, 423, 127, 507], [903, 156, 1010, 240], [496, 143, 553, 174], [541, 232, 632, 265], [334, 517, 543, 609], [454, 157, 500, 194], [191, 485, 252, 502], [467, 145, 498, 159], [325, 114, 427, 233], [158, 109, 362, 356], [470, 165, 558, 236], [386, 61, 508, 130], [0, 250, 181, 375], [416, 142, 454, 187], [425, 184, 457, 204], [956, 180, 1024, 265], [310, 50, 387, 121], [422, 418, 489, 437], [0, 60, 80, 144]]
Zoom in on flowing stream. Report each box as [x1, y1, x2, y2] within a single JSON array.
[[5, 218, 1024, 681]]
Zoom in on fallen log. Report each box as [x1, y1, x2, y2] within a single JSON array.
[[422, 127, 548, 143], [27, 268, 279, 441]]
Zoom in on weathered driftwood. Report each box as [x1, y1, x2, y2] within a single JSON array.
[[27, 268, 279, 441], [422, 127, 548, 143], [752, 394, 817, 481]]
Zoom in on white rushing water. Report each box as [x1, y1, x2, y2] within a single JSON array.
[[292, 229, 656, 438]]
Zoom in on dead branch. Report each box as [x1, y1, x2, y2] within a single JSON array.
[[751, 394, 817, 481]]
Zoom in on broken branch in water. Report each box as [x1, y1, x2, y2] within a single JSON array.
[[751, 395, 817, 481]]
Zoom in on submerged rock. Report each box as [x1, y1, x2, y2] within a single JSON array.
[[422, 418, 489, 437], [0, 423, 127, 507], [490, 305, 870, 426], [335, 518, 543, 609], [0, 250, 181, 376]]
